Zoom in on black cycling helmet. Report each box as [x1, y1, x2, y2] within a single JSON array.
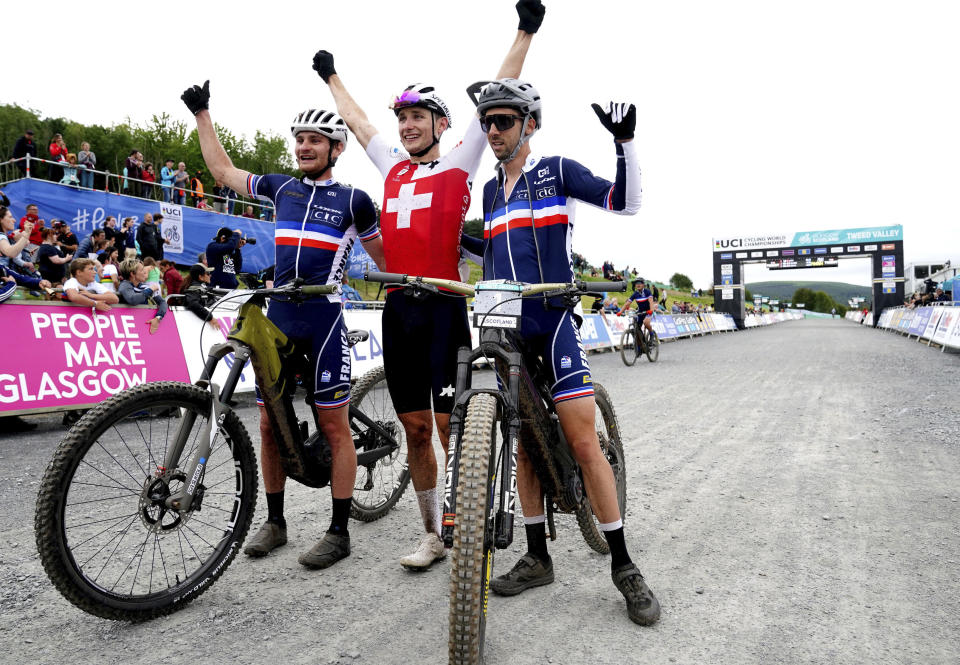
[[632, 277, 646, 287]]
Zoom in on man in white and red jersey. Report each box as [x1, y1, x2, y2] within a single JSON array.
[[182, 82, 385, 571], [312, 0, 545, 570]]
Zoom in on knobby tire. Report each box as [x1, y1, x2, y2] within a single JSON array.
[[448, 393, 499, 665], [575, 382, 628, 554], [35, 382, 257, 621], [349, 365, 410, 521]]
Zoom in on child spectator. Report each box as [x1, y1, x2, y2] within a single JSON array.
[[98, 247, 120, 292], [36, 228, 73, 284], [63, 258, 118, 311], [142, 256, 162, 292], [160, 259, 183, 295], [60, 153, 81, 186], [118, 258, 167, 334]]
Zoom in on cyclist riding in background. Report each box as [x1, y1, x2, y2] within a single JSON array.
[[619, 277, 655, 334], [460, 79, 660, 625], [312, 0, 545, 571], [181, 82, 385, 571]]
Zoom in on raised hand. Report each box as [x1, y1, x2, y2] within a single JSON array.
[[516, 0, 546, 33], [181, 80, 211, 116], [313, 50, 337, 83], [591, 102, 636, 141]]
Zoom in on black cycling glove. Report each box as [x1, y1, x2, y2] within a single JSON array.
[[181, 80, 211, 116], [516, 0, 546, 33], [591, 102, 636, 141], [313, 50, 337, 83]]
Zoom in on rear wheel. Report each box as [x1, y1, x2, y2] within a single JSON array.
[[645, 328, 660, 363], [35, 382, 257, 621], [349, 365, 410, 522], [620, 329, 639, 366], [449, 393, 499, 665], [575, 383, 628, 554]]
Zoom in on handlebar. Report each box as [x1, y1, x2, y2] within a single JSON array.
[[363, 271, 627, 297], [199, 283, 341, 301]]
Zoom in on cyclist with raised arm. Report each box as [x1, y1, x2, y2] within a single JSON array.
[[619, 277, 655, 336], [312, 0, 545, 571], [461, 81, 660, 625], [181, 83, 385, 570]]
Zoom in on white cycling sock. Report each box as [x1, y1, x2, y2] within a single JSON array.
[[598, 519, 623, 531], [416, 487, 441, 536], [523, 514, 547, 525]]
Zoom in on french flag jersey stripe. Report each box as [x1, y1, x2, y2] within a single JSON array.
[[478, 145, 641, 287], [553, 386, 595, 403], [248, 173, 378, 295]]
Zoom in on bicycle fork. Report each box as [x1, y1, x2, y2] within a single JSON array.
[[442, 336, 523, 552]]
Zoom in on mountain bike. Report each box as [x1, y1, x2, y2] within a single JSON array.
[[364, 272, 627, 665], [35, 282, 408, 621], [620, 311, 659, 365]]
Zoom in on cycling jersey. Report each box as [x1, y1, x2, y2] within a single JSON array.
[[467, 141, 641, 404], [465, 141, 641, 286], [624, 288, 653, 313], [365, 123, 485, 281], [363, 124, 485, 414], [245, 174, 379, 301]]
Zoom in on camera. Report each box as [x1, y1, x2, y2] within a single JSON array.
[[245, 237, 257, 245]]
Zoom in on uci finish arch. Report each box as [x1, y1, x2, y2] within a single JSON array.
[[712, 225, 904, 329]]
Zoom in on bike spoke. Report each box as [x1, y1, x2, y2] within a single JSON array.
[[78, 457, 141, 496]]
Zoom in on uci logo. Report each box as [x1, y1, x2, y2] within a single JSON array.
[[714, 239, 742, 249]]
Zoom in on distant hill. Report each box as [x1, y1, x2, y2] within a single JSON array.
[[746, 281, 872, 305]]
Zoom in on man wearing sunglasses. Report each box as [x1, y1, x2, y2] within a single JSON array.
[[460, 79, 660, 626], [312, 0, 545, 572]]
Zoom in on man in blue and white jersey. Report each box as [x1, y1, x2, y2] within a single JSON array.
[[461, 80, 660, 626], [182, 81, 385, 571]]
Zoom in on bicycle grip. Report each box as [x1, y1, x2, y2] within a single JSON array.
[[364, 271, 408, 284], [581, 280, 628, 293]]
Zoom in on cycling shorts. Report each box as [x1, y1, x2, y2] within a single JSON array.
[[255, 299, 350, 410], [516, 304, 593, 405], [381, 290, 472, 415]]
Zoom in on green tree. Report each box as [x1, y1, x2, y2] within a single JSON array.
[[670, 272, 693, 291]]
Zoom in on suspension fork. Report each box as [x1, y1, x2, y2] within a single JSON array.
[[441, 345, 474, 548], [494, 356, 522, 550], [161, 341, 247, 512]]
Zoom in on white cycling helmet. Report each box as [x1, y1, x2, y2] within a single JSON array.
[[290, 109, 349, 146], [390, 83, 453, 127]]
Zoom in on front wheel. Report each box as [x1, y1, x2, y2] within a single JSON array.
[[349, 365, 410, 522], [620, 328, 639, 366], [449, 393, 499, 665], [645, 328, 660, 363], [35, 382, 257, 621], [575, 383, 628, 554]]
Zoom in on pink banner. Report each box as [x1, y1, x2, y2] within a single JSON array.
[[0, 302, 190, 414]]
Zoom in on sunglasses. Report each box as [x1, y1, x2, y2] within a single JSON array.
[[390, 90, 421, 110], [480, 114, 523, 133]]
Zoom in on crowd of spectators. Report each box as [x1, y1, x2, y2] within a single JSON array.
[[8, 129, 273, 219], [0, 192, 223, 333]]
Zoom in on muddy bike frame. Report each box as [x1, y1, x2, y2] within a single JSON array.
[[362, 272, 625, 548], [159, 283, 400, 515]]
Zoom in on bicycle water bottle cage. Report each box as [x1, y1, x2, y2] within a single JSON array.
[[473, 280, 523, 329]]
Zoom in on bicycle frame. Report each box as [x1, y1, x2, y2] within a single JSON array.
[[162, 286, 400, 511]]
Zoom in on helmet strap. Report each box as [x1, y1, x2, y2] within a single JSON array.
[[498, 112, 535, 165], [409, 113, 439, 159]]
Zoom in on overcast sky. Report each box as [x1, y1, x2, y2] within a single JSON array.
[[5, 0, 958, 288]]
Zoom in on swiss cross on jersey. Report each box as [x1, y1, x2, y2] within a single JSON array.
[[379, 161, 471, 281]]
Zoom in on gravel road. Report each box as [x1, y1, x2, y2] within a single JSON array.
[[2, 318, 958, 665]]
